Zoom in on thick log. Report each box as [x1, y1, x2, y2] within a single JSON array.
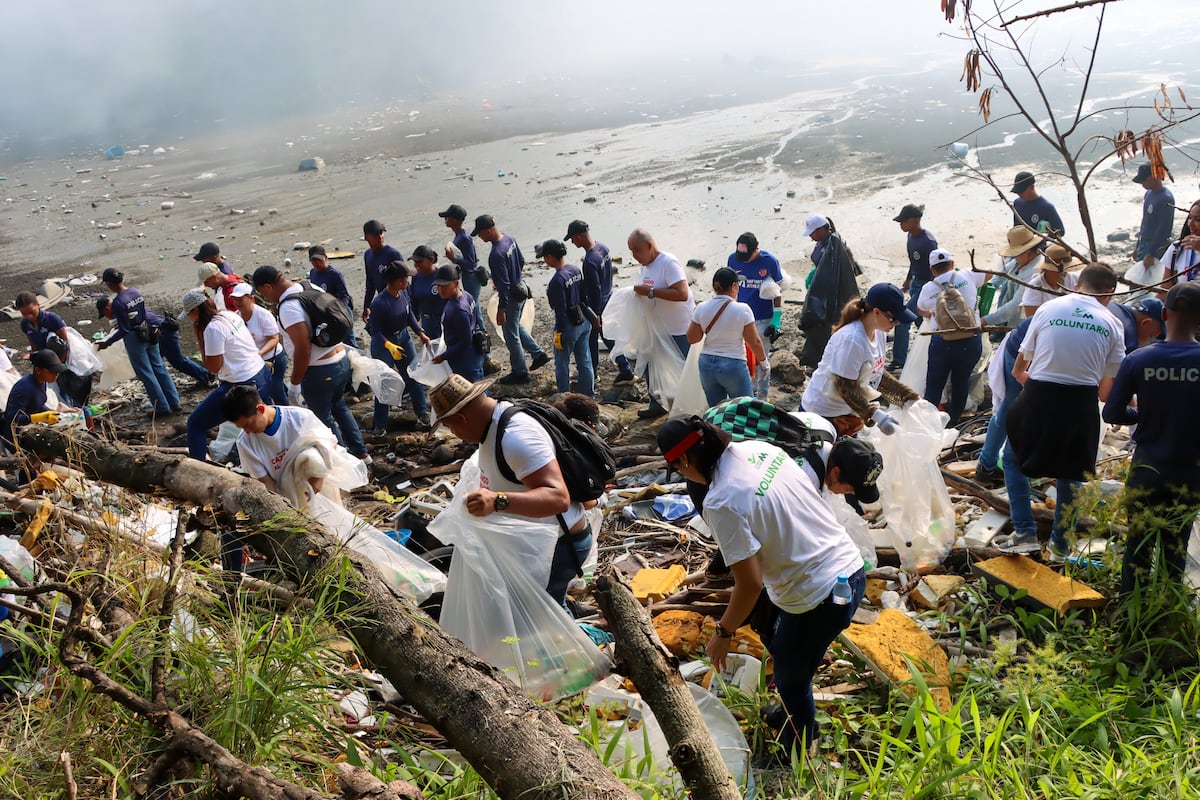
[[19, 427, 636, 800], [593, 572, 741, 800]]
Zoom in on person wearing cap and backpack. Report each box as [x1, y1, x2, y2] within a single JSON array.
[[541, 239, 594, 398], [891, 204, 938, 372], [230, 283, 288, 406], [916, 249, 987, 427], [1011, 171, 1065, 239]]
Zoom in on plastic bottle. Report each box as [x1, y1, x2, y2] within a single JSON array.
[[831, 574, 853, 606]]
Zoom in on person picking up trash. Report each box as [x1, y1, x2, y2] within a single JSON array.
[[97, 269, 181, 416], [2, 350, 76, 451], [656, 415, 866, 767], [368, 260, 431, 431], [687, 267, 765, 407], [799, 283, 920, 435]]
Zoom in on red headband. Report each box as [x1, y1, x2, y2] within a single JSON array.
[[663, 429, 703, 463]]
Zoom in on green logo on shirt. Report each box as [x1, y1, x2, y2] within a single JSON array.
[[755, 452, 788, 497]]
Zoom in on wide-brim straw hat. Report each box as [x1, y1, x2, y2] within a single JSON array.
[[999, 225, 1041, 257], [1040, 244, 1084, 272], [430, 374, 494, 431]]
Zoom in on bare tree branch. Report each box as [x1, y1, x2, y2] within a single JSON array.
[[1002, 0, 1120, 28]]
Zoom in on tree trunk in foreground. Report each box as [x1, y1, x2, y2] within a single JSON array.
[[19, 427, 635, 800], [593, 572, 741, 800]]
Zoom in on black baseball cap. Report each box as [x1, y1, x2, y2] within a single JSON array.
[[432, 265, 459, 286], [892, 203, 924, 223], [1132, 163, 1154, 183], [713, 266, 741, 291], [828, 437, 884, 504], [865, 282, 919, 324], [438, 204, 468, 221], [100, 267, 124, 284], [734, 232, 758, 262], [540, 239, 568, 259], [31, 349, 68, 375], [362, 219, 386, 236], [307, 244, 327, 259], [411, 245, 439, 262], [470, 214, 496, 237], [193, 242, 220, 261], [564, 220, 589, 239], [1010, 171, 1035, 194], [1165, 282, 1200, 313]]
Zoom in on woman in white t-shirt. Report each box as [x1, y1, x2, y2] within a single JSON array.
[[657, 416, 865, 764], [800, 283, 920, 436], [1020, 244, 1079, 317], [1160, 198, 1200, 291], [179, 288, 271, 461], [231, 282, 288, 406], [687, 267, 766, 406]]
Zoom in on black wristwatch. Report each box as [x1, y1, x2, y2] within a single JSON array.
[[714, 622, 734, 639], [494, 492, 509, 512]]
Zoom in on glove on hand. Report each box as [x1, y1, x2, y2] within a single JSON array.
[[288, 383, 304, 406], [872, 408, 900, 435]]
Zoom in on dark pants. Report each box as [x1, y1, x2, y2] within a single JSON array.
[[891, 279, 925, 367], [158, 324, 212, 382], [302, 355, 366, 458], [187, 366, 271, 460], [589, 293, 631, 376], [768, 567, 866, 755], [1120, 462, 1200, 597], [370, 332, 427, 430], [265, 352, 289, 406], [924, 333, 982, 427], [547, 526, 593, 610]]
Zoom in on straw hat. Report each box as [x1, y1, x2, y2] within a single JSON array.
[[999, 225, 1041, 257], [429, 374, 494, 430], [1040, 244, 1083, 272]]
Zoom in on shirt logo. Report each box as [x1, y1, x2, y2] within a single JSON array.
[[747, 452, 768, 467], [759, 269, 767, 277], [1071, 308, 1095, 320]]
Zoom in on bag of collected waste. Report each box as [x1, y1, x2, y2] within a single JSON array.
[[209, 422, 242, 464], [863, 399, 956, 569], [408, 339, 452, 387], [486, 291, 534, 336], [279, 434, 369, 507], [669, 340, 707, 419], [62, 328, 104, 377], [431, 456, 610, 701], [827, 490, 877, 571], [349, 350, 405, 405], [96, 339, 137, 391], [607, 289, 686, 407], [307, 494, 445, 603]]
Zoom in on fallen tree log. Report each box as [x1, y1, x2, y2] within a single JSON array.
[[19, 427, 636, 800]]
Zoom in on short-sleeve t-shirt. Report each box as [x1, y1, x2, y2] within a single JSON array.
[[801, 320, 886, 417], [21, 310, 67, 350], [278, 284, 344, 365], [1020, 271, 1078, 310], [243, 305, 282, 358], [917, 269, 987, 332], [639, 251, 693, 335], [905, 229, 938, 284], [728, 250, 783, 320], [236, 406, 338, 481], [203, 310, 266, 383], [692, 297, 755, 359], [703, 441, 863, 614], [1020, 293, 1124, 386], [1162, 242, 1200, 284], [476, 401, 584, 530]]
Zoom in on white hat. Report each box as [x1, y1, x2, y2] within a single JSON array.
[[229, 282, 254, 298], [929, 248, 954, 269], [802, 214, 829, 236]]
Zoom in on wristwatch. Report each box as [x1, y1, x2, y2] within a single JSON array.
[[714, 622, 733, 639], [648, 287, 655, 300], [494, 492, 509, 512]]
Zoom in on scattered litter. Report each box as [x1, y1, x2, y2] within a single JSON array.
[[298, 157, 325, 172]]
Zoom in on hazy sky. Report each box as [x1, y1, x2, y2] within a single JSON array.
[[1, 0, 1194, 152]]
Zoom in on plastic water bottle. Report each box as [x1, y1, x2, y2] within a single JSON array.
[[832, 575, 853, 606]]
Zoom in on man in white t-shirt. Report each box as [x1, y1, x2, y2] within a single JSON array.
[[251, 266, 367, 460], [916, 249, 986, 426], [627, 228, 694, 419], [429, 374, 592, 609], [997, 263, 1125, 560]]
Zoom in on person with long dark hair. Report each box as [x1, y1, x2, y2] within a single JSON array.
[[656, 415, 866, 765], [1159, 198, 1200, 293], [687, 267, 765, 406]]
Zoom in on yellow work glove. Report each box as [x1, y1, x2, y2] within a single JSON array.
[[30, 411, 60, 425], [554, 331, 563, 350], [383, 340, 405, 361]]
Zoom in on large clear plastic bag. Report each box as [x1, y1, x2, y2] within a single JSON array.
[[307, 494, 446, 603], [64, 327, 104, 376], [669, 340, 707, 418], [863, 399, 956, 569], [431, 457, 611, 701], [349, 350, 405, 405], [409, 339, 452, 387], [97, 338, 136, 391], [487, 292, 535, 336], [826, 490, 878, 571], [606, 288, 686, 408]]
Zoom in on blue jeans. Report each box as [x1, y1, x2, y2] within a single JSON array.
[[124, 334, 180, 413], [649, 334, 691, 408], [448, 350, 484, 381], [371, 332, 427, 430], [187, 365, 271, 460], [924, 334, 982, 427], [770, 567, 866, 754], [554, 320, 594, 397], [753, 319, 772, 399], [302, 355, 366, 458], [590, 293, 631, 376], [1002, 439, 1077, 548], [891, 279, 925, 367], [265, 351, 289, 406], [699, 353, 752, 406], [419, 313, 442, 341], [158, 325, 211, 383], [502, 297, 546, 376], [547, 527, 593, 608], [978, 348, 1018, 471]]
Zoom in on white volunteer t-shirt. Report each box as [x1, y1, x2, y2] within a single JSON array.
[[244, 305, 283, 358], [1020, 293, 1125, 385], [917, 269, 987, 332], [800, 320, 886, 417], [277, 284, 345, 366], [476, 400, 584, 530], [692, 296, 755, 359], [639, 251, 693, 335], [236, 406, 337, 481], [203, 310, 266, 383], [1020, 271, 1078, 310], [703, 441, 863, 614], [1162, 242, 1200, 282], [788, 411, 837, 491]]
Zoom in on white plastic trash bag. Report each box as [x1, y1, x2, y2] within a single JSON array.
[[409, 339, 452, 387], [349, 350, 405, 405], [605, 287, 643, 364], [64, 327, 104, 376], [608, 289, 686, 407], [669, 340, 707, 418], [864, 399, 956, 569], [487, 291, 535, 337], [899, 328, 929, 402], [307, 494, 446, 603], [431, 457, 610, 701], [827, 490, 877, 571]]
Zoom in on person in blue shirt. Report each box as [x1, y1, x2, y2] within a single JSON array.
[[1102, 282, 1200, 599], [361, 219, 405, 325], [1011, 171, 1065, 239], [368, 261, 431, 431], [440, 204, 486, 329], [567, 219, 633, 385], [97, 270, 180, 415], [16, 291, 82, 404], [474, 214, 549, 384], [193, 242, 235, 276], [409, 245, 447, 340], [431, 266, 483, 381], [308, 245, 357, 347], [3, 350, 71, 450], [728, 231, 783, 399], [1108, 297, 1166, 355], [541, 239, 594, 398], [891, 204, 937, 370], [1131, 163, 1176, 289]]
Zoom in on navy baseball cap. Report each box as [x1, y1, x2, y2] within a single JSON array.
[[866, 283, 919, 324], [828, 437, 883, 504]]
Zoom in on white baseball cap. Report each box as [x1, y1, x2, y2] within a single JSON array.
[[229, 282, 254, 298], [802, 214, 829, 236], [929, 248, 954, 268]]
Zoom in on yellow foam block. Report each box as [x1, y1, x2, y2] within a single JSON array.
[[842, 609, 952, 712], [975, 555, 1106, 615], [631, 565, 687, 604]]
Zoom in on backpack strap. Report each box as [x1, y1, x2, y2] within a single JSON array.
[[494, 404, 575, 541]]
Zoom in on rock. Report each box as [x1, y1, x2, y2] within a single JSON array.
[[1106, 231, 1131, 242], [297, 157, 325, 172], [771, 350, 806, 387], [159, 201, 174, 211]]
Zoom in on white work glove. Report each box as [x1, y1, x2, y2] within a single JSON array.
[[754, 362, 768, 382], [288, 383, 304, 406], [872, 408, 900, 435]]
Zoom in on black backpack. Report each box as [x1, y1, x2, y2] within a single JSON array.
[[283, 284, 353, 347], [495, 400, 616, 504]]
